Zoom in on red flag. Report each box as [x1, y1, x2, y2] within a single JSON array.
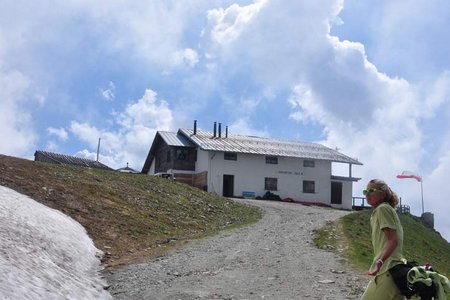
[[396, 171, 422, 182]]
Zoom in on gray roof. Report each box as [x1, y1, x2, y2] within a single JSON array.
[[158, 131, 196, 147], [141, 131, 196, 173], [179, 128, 362, 165], [34, 150, 113, 170], [116, 163, 138, 173]]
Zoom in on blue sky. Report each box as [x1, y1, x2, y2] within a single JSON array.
[[1, 0, 450, 242]]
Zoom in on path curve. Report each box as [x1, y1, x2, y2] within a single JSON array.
[[103, 199, 368, 299]]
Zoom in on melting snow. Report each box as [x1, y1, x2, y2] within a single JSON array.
[[0, 185, 112, 299]]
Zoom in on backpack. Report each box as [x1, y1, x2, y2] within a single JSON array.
[[389, 262, 436, 300]]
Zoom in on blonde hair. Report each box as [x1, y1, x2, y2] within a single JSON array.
[[369, 179, 399, 208]]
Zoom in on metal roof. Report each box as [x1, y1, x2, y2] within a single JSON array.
[[141, 131, 197, 173], [34, 150, 113, 170], [179, 128, 362, 165], [158, 131, 196, 147]]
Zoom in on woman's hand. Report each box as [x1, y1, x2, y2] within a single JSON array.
[[368, 260, 383, 276]]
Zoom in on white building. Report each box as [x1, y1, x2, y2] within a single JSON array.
[[142, 122, 362, 210]]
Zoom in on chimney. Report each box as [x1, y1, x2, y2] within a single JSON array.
[[213, 122, 217, 137], [218, 123, 222, 138], [193, 120, 197, 135], [226, 126, 228, 138]]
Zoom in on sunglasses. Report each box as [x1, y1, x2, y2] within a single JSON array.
[[362, 188, 383, 196]]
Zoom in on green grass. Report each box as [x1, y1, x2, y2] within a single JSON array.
[[314, 210, 450, 277], [0, 154, 262, 266]]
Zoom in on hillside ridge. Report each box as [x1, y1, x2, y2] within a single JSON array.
[[0, 154, 261, 266]]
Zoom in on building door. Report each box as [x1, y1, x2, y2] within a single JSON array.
[[331, 181, 342, 204], [223, 175, 234, 197]]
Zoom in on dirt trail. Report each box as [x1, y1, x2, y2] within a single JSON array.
[[103, 199, 368, 299]]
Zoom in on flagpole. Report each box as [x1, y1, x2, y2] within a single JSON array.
[[396, 171, 424, 215], [420, 179, 424, 215]]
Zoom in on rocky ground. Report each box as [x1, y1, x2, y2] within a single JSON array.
[[103, 199, 368, 299]]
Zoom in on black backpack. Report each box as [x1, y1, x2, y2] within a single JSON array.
[[389, 262, 436, 300]]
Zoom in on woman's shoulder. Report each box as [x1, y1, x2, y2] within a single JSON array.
[[374, 202, 396, 215]]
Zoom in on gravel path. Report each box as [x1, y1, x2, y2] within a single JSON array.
[[103, 199, 368, 299]]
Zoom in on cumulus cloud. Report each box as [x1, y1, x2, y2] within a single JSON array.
[[70, 89, 174, 170], [229, 117, 269, 138], [289, 84, 326, 125], [0, 68, 36, 157], [207, 0, 268, 46], [47, 127, 68, 141]]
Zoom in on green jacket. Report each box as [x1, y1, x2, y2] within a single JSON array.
[[408, 266, 450, 300]]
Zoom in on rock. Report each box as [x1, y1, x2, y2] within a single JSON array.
[[318, 279, 335, 284], [331, 269, 345, 274]]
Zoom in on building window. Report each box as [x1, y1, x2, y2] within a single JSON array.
[[303, 160, 315, 167], [176, 149, 188, 161], [166, 150, 171, 162], [224, 152, 237, 161], [265, 156, 278, 164], [265, 177, 278, 190], [303, 180, 315, 193]]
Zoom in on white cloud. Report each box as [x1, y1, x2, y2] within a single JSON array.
[[203, 0, 347, 88], [171, 48, 199, 69], [99, 81, 116, 101], [81, 1, 212, 70], [70, 122, 103, 149], [229, 117, 269, 138], [47, 127, 68, 141], [422, 71, 450, 117], [117, 89, 173, 129], [70, 89, 174, 170], [334, 1, 450, 81], [207, 0, 268, 46], [426, 149, 450, 241], [0, 68, 37, 157], [45, 141, 58, 152], [289, 84, 326, 125]]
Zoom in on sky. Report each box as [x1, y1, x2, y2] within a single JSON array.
[[0, 186, 111, 299], [1, 0, 450, 241]]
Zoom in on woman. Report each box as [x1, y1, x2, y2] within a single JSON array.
[[362, 179, 406, 300]]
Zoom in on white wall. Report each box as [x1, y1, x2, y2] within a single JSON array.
[[206, 151, 334, 204], [195, 149, 210, 173], [341, 181, 353, 210], [148, 148, 355, 209]]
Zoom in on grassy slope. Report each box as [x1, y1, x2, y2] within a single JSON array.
[[0, 154, 262, 266], [314, 210, 450, 277]]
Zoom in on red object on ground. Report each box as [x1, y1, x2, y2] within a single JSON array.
[[282, 198, 330, 207]]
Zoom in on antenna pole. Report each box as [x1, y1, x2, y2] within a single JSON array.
[[96, 138, 101, 162]]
